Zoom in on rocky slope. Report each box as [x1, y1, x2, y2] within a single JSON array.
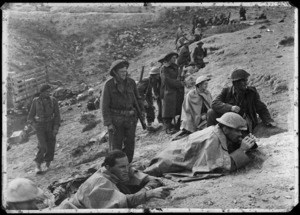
[[4, 3, 297, 212]]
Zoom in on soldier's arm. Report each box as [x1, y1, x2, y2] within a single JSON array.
[[211, 88, 233, 113], [133, 80, 145, 112], [27, 99, 37, 124], [251, 88, 274, 124], [229, 149, 251, 171], [101, 83, 112, 126], [53, 97, 61, 132], [161, 68, 183, 89], [137, 79, 148, 101]]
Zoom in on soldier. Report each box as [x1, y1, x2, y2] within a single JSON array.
[[194, 23, 203, 42], [159, 52, 185, 134], [207, 69, 276, 134], [177, 40, 191, 73], [191, 41, 207, 70], [239, 5, 246, 21], [137, 66, 163, 130], [180, 75, 213, 136], [175, 24, 184, 45], [86, 88, 100, 111], [101, 60, 144, 163], [27, 84, 61, 174], [5, 178, 45, 210]]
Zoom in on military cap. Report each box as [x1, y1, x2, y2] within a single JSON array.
[[39, 84, 51, 93], [108, 60, 129, 76], [158, 51, 179, 63], [197, 41, 204, 45]]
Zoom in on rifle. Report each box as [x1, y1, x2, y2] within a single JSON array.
[[139, 66, 145, 83], [132, 90, 147, 130]]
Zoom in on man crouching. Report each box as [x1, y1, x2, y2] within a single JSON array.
[[57, 150, 172, 209]]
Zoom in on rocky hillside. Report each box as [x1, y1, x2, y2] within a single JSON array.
[[4, 3, 297, 212]]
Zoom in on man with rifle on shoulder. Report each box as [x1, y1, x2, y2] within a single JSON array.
[[101, 59, 146, 163], [137, 65, 163, 132]]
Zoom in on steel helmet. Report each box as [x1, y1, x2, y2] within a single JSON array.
[[108, 60, 129, 76], [216, 112, 247, 131], [149, 67, 160, 75], [88, 88, 94, 94], [231, 69, 250, 81], [195, 75, 211, 85], [6, 178, 44, 202]]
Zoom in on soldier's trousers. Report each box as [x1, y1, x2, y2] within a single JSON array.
[[145, 105, 155, 124], [34, 121, 56, 164], [156, 98, 162, 123], [109, 115, 138, 163]]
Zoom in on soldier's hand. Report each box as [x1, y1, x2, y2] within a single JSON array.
[[240, 135, 256, 152], [108, 124, 116, 134], [147, 187, 173, 199], [231, 105, 240, 113]]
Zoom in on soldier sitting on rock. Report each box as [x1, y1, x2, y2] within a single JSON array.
[[207, 69, 276, 136]]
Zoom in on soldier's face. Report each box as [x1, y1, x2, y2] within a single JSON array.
[[116, 67, 128, 80], [197, 81, 208, 91], [234, 78, 248, 91], [224, 127, 243, 143], [109, 156, 130, 182], [41, 89, 51, 97], [170, 55, 177, 64]]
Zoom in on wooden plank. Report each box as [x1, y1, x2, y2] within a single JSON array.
[[15, 88, 39, 98], [13, 72, 46, 82], [12, 79, 46, 91], [12, 68, 44, 79]]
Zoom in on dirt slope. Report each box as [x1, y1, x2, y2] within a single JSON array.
[[4, 4, 297, 212]]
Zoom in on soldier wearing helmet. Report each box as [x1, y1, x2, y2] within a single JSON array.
[[137, 66, 163, 130], [207, 69, 275, 135], [144, 112, 257, 177], [101, 60, 144, 163], [5, 178, 44, 210]]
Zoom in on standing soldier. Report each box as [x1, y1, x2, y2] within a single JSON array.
[[191, 41, 207, 70], [137, 67, 163, 131], [101, 60, 144, 163], [27, 84, 61, 174], [239, 5, 246, 21], [159, 52, 185, 134]]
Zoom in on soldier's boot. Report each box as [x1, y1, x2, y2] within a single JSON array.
[[45, 161, 51, 171], [35, 162, 42, 174]]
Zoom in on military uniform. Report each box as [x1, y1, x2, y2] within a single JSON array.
[[191, 42, 207, 69], [137, 77, 155, 125], [27, 95, 61, 165], [101, 60, 144, 163]]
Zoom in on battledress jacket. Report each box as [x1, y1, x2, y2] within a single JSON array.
[[27, 96, 61, 132], [101, 77, 144, 126], [57, 167, 162, 209], [181, 88, 212, 132], [211, 86, 273, 128], [143, 125, 251, 179], [160, 63, 185, 118]]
